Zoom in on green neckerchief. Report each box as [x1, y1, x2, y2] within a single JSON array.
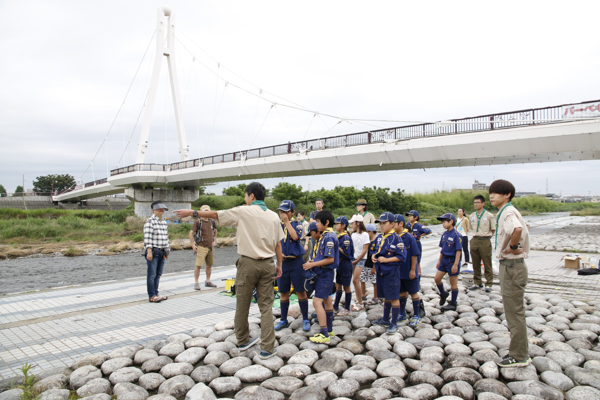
[[251, 200, 267, 211], [494, 202, 512, 249], [475, 209, 485, 233]]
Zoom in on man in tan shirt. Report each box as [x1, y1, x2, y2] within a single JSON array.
[[489, 179, 530, 368], [174, 182, 284, 359], [468, 195, 496, 292]]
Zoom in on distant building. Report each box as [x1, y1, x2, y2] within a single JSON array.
[[514, 192, 538, 198], [472, 180, 489, 191]]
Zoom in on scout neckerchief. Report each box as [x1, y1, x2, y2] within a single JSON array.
[[377, 229, 395, 254], [313, 227, 334, 260], [281, 218, 296, 238], [474, 209, 485, 233], [494, 201, 512, 249], [336, 230, 349, 239], [252, 200, 267, 211]]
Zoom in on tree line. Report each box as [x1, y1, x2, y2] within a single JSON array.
[[0, 174, 76, 197]]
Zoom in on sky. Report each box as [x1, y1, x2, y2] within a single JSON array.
[[1, 0, 599, 196]]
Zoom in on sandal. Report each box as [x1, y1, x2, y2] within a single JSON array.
[[158, 296, 168, 301], [365, 298, 378, 306], [351, 303, 364, 312], [149, 296, 162, 303]]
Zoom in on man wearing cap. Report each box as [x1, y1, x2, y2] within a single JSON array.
[[435, 213, 463, 312], [406, 210, 431, 276], [354, 199, 376, 227], [189, 205, 218, 290], [173, 182, 284, 360], [144, 201, 171, 303], [275, 200, 310, 332], [469, 195, 496, 292]]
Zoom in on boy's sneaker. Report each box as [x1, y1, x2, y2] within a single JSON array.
[[310, 333, 330, 343], [372, 318, 391, 327], [441, 302, 457, 311], [398, 314, 409, 323], [302, 320, 311, 331], [485, 287, 493, 293], [469, 284, 483, 291], [496, 356, 531, 368], [439, 292, 449, 306], [274, 320, 289, 331], [387, 324, 399, 334], [329, 331, 335, 337], [409, 315, 422, 328], [259, 349, 278, 360], [337, 308, 351, 316], [238, 337, 259, 351]]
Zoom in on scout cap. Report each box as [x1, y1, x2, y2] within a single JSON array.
[[277, 200, 295, 212], [395, 214, 406, 224], [365, 223, 377, 232], [405, 210, 419, 218], [436, 213, 456, 223], [308, 222, 319, 232], [200, 205, 211, 211], [348, 214, 364, 223], [151, 201, 168, 211], [334, 216, 349, 226], [356, 198, 368, 205], [376, 212, 395, 223]]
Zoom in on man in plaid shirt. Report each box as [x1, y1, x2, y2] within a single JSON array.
[[144, 201, 171, 303]]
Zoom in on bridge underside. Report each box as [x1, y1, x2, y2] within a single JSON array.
[[55, 120, 600, 201]]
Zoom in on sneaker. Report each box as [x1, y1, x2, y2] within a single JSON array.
[[274, 320, 289, 331], [469, 284, 483, 291], [302, 320, 311, 332], [485, 287, 492, 293], [372, 318, 391, 327], [194, 283, 201, 290], [238, 337, 259, 351], [409, 315, 422, 328], [328, 331, 335, 337], [441, 302, 457, 311], [205, 281, 217, 288], [387, 324, 399, 334], [337, 308, 351, 316], [259, 349, 278, 360], [496, 356, 531, 368], [439, 292, 449, 306], [398, 314, 409, 323], [309, 333, 330, 343]]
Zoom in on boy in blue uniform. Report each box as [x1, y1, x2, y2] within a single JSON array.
[[394, 214, 422, 327], [333, 216, 354, 316], [303, 210, 338, 343], [275, 200, 310, 332], [435, 213, 463, 311], [406, 210, 431, 277], [371, 212, 407, 334]]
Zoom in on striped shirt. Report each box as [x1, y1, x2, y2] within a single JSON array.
[[143, 214, 170, 252]]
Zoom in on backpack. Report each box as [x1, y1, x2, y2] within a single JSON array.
[[193, 219, 216, 244]]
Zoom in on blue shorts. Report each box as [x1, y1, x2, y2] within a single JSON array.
[[376, 269, 400, 300], [438, 255, 460, 276], [314, 267, 335, 299], [336, 259, 353, 287], [416, 241, 423, 264], [400, 278, 419, 295], [278, 257, 306, 293]]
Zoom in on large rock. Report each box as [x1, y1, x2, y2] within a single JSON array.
[[371, 377, 405, 394], [208, 329, 234, 342], [393, 341, 418, 358], [409, 371, 444, 390], [157, 376, 195, 398], [207, 342, 236, 353], [112, 383, 149, 400], [134, 350, 158, 365], [400, 383, 438, 400], [507, 380, 565, 400], [252, 355, 284, 372], [313, 358, 347, 375], [546, 351, 585, 369], [70, 366, 102, 389], [338, 339, 365, 354], [446, 355, 479, 369], [190, 365, 220, 383], [76, 378, 112, 397], [71, 355, 109, 370], [143, 340, 167, 352], [159, 362, 193, 378], [101, 358, 133, 375], [441, 381, 474, 400], [355, 387, 393, 400], [261, 377, 304, 396], [327, 378, 360, 398], [175, 348, 206, 364], [376, 359, 407, 379], [304, 371, 338, 389], [566, 386, 600, 400], [109, 367, 143, 385], [402, 359, 443, 375], [191, 326, 215, 338], [234, 365, 273, 383], [207, 377, 241, 395], [141, 356, 172, 373], [288, 350, 319, 367], [564, 365, 600, 389], [473, 379, 513, 399], [33, 374, 69, 392], [203, 350, 230, 367], [185, 337, 215, 349], [289, 385, 327, 400], [351, 355, 378, 370], [275, 343, 299, 360], [321, 348, 354, 362], [500, 364, 539, 381], [532, 356, 563, 374], [78, 395, 111, 400], [441, 367, 482, 386], [185, 382, 216, 400], [108, 345, 142, 360], [234, 385, 284, 400], [137, 373, 165, 391], [541, 371, 574, 391], [479, 361, 499, 379], [342, 365, 378, 384], [277, 364, 312, 379], [158, 342, 185, 358], [38, 389, 70, 400], [220, 357, 253, 375]]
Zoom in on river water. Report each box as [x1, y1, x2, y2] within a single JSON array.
[[0, 212, 574, 295]]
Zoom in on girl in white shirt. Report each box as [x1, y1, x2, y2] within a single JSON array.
[[350, 215, 370, 311], [456, 208, 470, 266]]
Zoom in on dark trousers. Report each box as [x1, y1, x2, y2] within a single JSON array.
[[461, 235, 470, 263], [146, 249, 165, 298]]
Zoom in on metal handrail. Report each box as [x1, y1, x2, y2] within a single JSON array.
[[75, 99, 599, 188]]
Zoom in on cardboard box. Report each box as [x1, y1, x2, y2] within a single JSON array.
[[564, 256, 581, 269]]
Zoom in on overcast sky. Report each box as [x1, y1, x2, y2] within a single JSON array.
[[1, 0, 599, 196]]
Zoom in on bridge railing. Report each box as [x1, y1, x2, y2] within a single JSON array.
[[73, 99, 597, 188]]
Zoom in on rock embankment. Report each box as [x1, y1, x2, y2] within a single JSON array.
[[5, 282, 600, 400], [530, 217, 600, 254]]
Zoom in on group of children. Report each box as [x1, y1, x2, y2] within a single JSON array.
[[275, 199, 464, 343]]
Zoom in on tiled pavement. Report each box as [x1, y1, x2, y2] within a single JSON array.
[[1, 245, 599, 380]]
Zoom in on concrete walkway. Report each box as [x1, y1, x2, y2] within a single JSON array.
[[1, 248, 599, 381]]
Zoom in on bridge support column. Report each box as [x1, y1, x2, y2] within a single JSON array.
[[124, 187, 199, 219]]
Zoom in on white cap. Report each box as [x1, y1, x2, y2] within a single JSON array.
[[349, 214, 364, 223]]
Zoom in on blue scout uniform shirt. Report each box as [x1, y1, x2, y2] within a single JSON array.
[[313, 228, 339, 270], [399, 231, 420, 279], [439, 228, 462, 259], [280, 220, 305, 257], [337, 231, 355, 261], [412, 222, 431, 241], [373, 231, 407, 274]]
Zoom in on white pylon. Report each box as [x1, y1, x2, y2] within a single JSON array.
[[136, 5, 189, 164]]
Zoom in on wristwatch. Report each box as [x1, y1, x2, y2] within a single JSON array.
[[510, 244, 519, 250], [192, 210, 198, 218]]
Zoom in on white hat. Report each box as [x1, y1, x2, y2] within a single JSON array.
[[349, 214, 364, 223]]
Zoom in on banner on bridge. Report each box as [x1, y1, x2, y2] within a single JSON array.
[[562, 101, 600, 119]]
